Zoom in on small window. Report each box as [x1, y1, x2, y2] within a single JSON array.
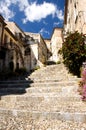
[[75, 3, 76, 8], [4, 34, 8, 44], [10, 39, 13, 48], [25, 47, 31, 55], [75, 16, 78, 24]]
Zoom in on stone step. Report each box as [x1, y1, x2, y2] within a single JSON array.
[[0, 109, 86, 125], [0, 88, 28, 95], [26, 85, 78, 93], [29, 76, 79, 82], [0, 116, 86, 130], [0, 79, 32, 84], [0, 94, 83, 112], [0, 82, 30, 88], [21, 92, 79, 97], [30, 81, 78, 87], [0, 80, 31, 95], [0, 98, 85, 112], [1, 94, 81, 101], [0, 85, 78, 94]]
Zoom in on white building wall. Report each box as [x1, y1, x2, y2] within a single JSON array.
[[64, 0, 86, 34], [30, 43, 38, 70], [51, 28, 63, 62]]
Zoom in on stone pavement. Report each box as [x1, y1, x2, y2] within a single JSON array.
[[0, 63, 86, 130]]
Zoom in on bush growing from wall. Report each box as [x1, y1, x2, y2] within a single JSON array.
[[62, 31, 86, 77]]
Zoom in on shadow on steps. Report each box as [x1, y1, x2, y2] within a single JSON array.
[[0, 76, 33, 97]]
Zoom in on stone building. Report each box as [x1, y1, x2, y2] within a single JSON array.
[[25, 32, 48, 69], [0, 17, 32, 72], [64, 0, 86, 35], [44, 39, 52, 59], [0, 15, 49, 73], [0, 14, 63, 73], [5, 22, 31, 72], [0, 15, 7, 71], [50, 28, 63, 62]]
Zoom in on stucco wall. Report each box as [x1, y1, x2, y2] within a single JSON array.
[[64, 0, 86, 34], [30, 43, 38, 70], [38, 35, 47, 64], [2, 28, 27, 71], [44, 39, 51, 51], [6, 22, 25, 37], [51, 28, 63, 62], [25, 32, 48, 66]]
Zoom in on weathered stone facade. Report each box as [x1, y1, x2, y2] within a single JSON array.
[[0, 15, 7, 71], [64, 0, 86, 35], [0, 17, 32, 73], [25, 32, 48, 69], [0, 14, 63, 73], [5, 22, 32, 72], [50, 28, 63, 62], [44, 39, 52, 59], [0, 15, 49, 73]]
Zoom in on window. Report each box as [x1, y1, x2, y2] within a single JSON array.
[[4, 34, 8, 44], [74, 3, 76, 9], [10, 39, 13, 48], [25, 47, 31, 55]]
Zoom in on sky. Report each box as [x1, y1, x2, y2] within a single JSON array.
[[0, 0, 65, 39]]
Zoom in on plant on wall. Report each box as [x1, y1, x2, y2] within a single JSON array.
[[62, 31, 86, 77]]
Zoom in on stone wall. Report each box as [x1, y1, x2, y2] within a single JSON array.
[[30, 43, 38, 70], [50, 28, 63, 62], [6, 22, 25, 37], [44, 39, 52, 59], [0, 15, 6, 71], [64, 0, 86, 35], [38, 35, 47, 64], [25, 32, 48, 68], [3, 28, 25, 71]]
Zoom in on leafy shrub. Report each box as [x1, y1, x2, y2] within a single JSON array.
[[56, 61, 61, 64], [62, 31, 86, 77], [34, 66, 40, 70]]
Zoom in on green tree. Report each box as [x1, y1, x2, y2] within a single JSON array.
[[62, 31, 86, 77]]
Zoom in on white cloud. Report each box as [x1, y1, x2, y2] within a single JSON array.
[[0, 0, 29, 21], [43, 21, 48, 25], [17, 0, 29, 11], [0, 0, 64, 22], [23, 1, 57, 23], [0, 0, 14, 20], [56, 10, 64, 20], [39, 28, 50, 36], [54, 22, 60, 26]]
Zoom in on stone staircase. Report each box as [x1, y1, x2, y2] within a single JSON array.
[[0, 79, 32, 95], [0, 63, 86, 130]]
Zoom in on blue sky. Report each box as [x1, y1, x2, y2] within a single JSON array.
[[0, 0, 65, 39]]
